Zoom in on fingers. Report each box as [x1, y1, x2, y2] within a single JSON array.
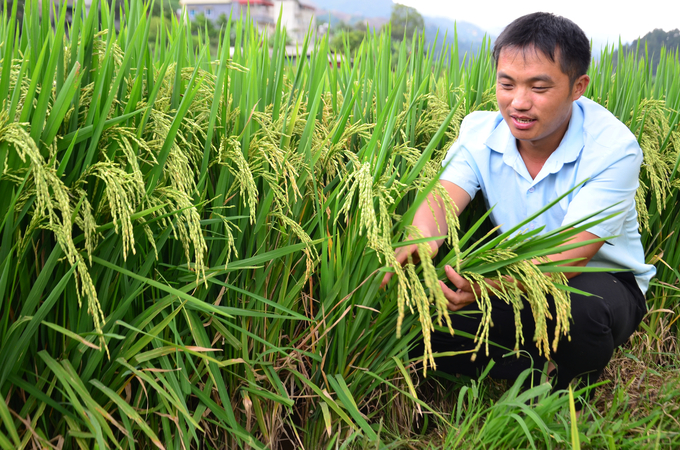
[[441, 265, 476, 311], [439, 279, 476, 311], [444, 265, 471, 291], [396, 243, 419, 265], [381, 242, 441, 289], [380, 271, 394, 289], [383, 258, 478, 312], [381, 244, 419, 289]]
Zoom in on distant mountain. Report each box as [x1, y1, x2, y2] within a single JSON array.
[[308, 0, 395, 18], [422, 16, 491, 58], [316, 10, 390, 30], [425, 16, 488, 43], [310, 0, 493, 57], [628, 29, 680, 53], [615, 28, 680, 74]]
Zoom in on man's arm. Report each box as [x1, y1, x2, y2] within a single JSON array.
[[544, 230, 604, 278], [381, 180, 471, 288], [440, 230, 605, 311], [412, 180, 472, 249]]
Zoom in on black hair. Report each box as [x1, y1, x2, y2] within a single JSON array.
[[492, 12, 591, 84]]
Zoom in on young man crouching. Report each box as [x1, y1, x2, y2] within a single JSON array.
[[383, 12, 655, 401]]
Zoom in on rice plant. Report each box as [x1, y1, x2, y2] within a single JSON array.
[[0, 0, 678, 448]]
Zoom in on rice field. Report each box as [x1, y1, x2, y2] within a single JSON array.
[[0, 0, 679, 448]]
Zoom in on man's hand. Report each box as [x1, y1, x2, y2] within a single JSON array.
[[439, 229, 605, 311], [440, 265, 478, 311], [380, 240, 438, 288], [380, 181, 471, 289]]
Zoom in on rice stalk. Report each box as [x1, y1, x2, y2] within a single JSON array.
[[80, 161, 142, 260], [630, 99, 674, 231], [0, 112, 106, 349], [217, 135, 258, 223]]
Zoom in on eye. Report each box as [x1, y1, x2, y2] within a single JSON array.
[[498, 82, 513, 89], [533, 86, 549, 92]]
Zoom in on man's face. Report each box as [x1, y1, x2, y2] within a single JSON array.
[[496, 46, 589, 154]]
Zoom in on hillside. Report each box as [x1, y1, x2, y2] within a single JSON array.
[[624, 28, 680, 73], [310, 0, 492, 56], [309, 0, 395, 18]]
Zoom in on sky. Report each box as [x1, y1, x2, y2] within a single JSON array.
[[394, 0, 679, 48]]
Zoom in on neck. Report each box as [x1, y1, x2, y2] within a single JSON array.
[[517, 144, 547, 179], [517, 110, 572, 178], [517, 120, 570, 157]]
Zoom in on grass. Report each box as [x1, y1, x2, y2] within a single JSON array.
[[0, 0, 679, 448]]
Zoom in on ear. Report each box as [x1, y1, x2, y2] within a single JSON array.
[[571, 74, 590, 99]]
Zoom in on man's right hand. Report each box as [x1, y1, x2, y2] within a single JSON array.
[[380, 239, 439, 289], [379, 180, 470, 289]]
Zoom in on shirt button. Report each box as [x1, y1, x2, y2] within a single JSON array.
[[528, 187, 535, 193], [529, 223, 536, 230]]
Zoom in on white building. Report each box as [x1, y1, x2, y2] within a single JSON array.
[[179, 0, 316, 43], [270, 0, 315, 44]]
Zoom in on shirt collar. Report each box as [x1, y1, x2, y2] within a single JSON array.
[[485, 113, 512, 155], [551, 101, 585, 167]]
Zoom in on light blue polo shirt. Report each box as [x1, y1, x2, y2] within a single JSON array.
[[440, 96, 656, 294]]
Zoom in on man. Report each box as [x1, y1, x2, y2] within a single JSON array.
[[383, 12, 655, 397]]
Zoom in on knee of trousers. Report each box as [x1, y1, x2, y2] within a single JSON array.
[[567, 293, 613, 338], [553, 295, 616, 379]]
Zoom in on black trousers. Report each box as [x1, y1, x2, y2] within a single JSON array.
[[415, 272, 647, 394]]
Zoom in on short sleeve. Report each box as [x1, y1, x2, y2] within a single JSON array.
[[440, 124, 481, 201], [562, 141, 642, 238]]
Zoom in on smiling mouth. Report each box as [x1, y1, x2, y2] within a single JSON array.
[[513, 116, 536, 124]]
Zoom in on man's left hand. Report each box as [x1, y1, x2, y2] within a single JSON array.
[[440, 265, 478, 311]]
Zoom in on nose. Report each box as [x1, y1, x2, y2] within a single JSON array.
[[511, 88, 531, 111]]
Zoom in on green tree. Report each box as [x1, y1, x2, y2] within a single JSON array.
[[615, 28, 680, 75], [151, 0, 180, 20], [330, 22, 368, 54], [389, 3, 424, 41]]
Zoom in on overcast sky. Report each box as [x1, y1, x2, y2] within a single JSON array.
[[394, 0, 679, 48]]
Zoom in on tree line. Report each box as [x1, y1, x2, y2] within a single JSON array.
[[615, 28, 680, 74]]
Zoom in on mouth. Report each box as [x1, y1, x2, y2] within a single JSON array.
[[510, 115, 536, 130]]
